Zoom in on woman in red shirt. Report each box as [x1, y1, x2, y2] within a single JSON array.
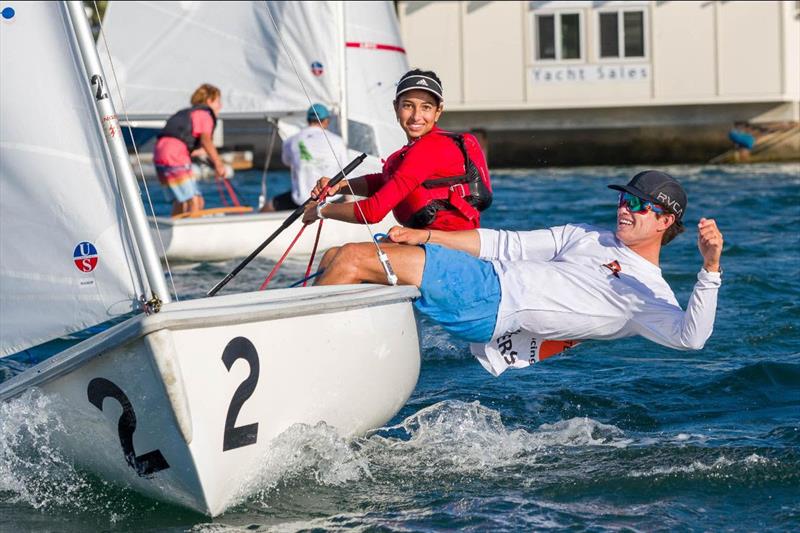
[[302, 69, 492, 232]]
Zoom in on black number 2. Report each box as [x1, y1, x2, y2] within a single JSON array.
[[221, 337, 260, 451], [86, 377, 170, 477]]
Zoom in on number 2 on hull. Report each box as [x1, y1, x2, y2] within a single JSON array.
[[221, 336, 260, 451], [86, 377, 170, 477]]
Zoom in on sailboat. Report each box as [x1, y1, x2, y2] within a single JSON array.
[[101, 0, 409, 262], [0, 1, 420, 516]]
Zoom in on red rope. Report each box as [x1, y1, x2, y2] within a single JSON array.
[[214, 175, 243, 208], [259, 223, 307, 290], [215, 176, 230, 207], [303, 220, 324, 287], [222, 178, 242, 207], [260, 184, 332, 291]]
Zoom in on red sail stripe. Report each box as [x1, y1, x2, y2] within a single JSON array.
[[346, 42, 406, 54]]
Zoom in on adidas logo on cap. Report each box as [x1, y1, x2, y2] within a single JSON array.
[[396, 73, 444, 100]]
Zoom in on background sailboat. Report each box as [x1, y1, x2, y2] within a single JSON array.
[[100, 0, 409, 262], [0, 1, 420, 515]]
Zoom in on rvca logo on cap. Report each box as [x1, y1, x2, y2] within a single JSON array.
[[656, 192, 683, 216]]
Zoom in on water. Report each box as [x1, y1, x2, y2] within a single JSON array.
[[2, 163, 799, 532]]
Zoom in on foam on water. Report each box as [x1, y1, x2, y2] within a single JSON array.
[[0, 389, 145, 522], [194, 399, 638, 516], [370, 400, 632, 462], [0, 389, 86, 509], [418, 322, 465, 360], [227, 421, 372, 509], [276, 402, 625, 490]]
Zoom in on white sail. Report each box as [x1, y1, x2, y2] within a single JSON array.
[[0, 2, 146, 357], [101, 0, 408, 158], [343, 1, 408, 157], [100, 1, 340, 119]]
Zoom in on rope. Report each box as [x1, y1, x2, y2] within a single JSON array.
[[215, 176, 231, 207], [223, 177, 242, 207], [258, 224, 308, 290], [303, 220, 324, 287], [91, 1, 180, 301], [214, 174, 242, 208], [259, 186, 327, 291], [290, 269, 324, 288]]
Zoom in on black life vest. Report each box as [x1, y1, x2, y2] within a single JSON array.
[[403, 132, 493, 229], [157, 105, 217, 151]]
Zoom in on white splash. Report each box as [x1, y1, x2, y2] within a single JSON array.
[[220, 400, 632, 510], [628, 456, 736, 478], [0, 388, 129, 520], [364, 400, 632, 478], [0, 389, 89, 508], [225, 421, 372, 509]]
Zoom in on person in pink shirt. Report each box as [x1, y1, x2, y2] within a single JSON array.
[[153, 83, 226, 216]]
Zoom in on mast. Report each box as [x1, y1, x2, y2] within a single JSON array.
[[336, 0, 349, 146], [65, 1, 171, 305]]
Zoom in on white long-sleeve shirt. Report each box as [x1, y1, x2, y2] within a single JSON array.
[[470, 224, 721, 376]]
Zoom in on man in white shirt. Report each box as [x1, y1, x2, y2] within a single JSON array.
[[262, 103, 348, 211], [314, 170, 725, 376]]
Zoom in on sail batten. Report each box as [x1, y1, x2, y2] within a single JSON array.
[[0, 2, 145, 357]]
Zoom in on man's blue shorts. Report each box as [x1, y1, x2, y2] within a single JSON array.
[[413, 244, 501, 343]]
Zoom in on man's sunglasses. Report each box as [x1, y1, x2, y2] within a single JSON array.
[[618, 192, 664, 214]]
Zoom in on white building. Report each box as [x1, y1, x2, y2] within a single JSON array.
[[397, 0, 800, 164]]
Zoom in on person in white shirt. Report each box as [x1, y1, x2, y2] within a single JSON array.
[[312, 170, 725, 376], [261, 103, 348, 211]]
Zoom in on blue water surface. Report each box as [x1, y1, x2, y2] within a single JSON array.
[[1, 163, 799, 532]]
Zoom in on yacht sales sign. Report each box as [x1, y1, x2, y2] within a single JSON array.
[[531, 63, 650, 83]]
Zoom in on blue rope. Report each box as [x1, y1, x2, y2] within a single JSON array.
[[289, 269, 324, 288]]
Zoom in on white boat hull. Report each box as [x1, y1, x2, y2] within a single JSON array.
[[150, 212, 396, 262], [0, 285, 421, 515]]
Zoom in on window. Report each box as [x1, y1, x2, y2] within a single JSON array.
[[537, 15, 556, 59], [561, 14, 580, 59], [599, 13, 619, 57], [598, 10, 646, 59], [535, 12, 582, 61], [624, 12, 644, 57]]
